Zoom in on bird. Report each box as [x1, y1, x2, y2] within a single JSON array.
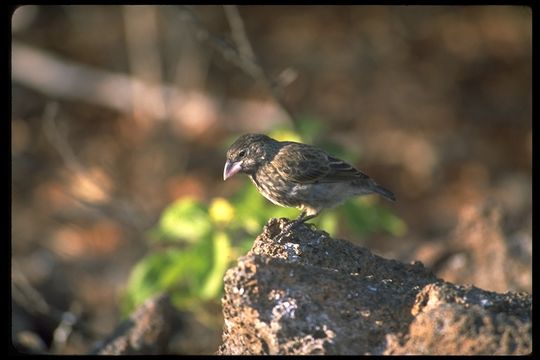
[[223, 133, 396, 238]]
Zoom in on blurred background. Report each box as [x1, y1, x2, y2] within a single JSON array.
[[11, 5, 531, 355]]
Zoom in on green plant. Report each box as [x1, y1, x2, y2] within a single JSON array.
[[122, 119, 406, 315]]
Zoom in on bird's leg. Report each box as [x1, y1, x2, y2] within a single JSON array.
[[298, 213, 319, 231], [284, 210, 308, 231], [292, 211, 318, 228]]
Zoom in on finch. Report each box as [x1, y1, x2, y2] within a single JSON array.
[[223, 133, 395, 234]]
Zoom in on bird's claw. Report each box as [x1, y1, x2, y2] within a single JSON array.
[[274, 232, 289, 244], [274, 219, 301, 243]]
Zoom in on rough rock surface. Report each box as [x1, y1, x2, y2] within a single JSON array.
[[217, 218, 532, 355]]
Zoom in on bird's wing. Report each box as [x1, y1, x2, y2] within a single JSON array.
[[274, 143, 370, 184]]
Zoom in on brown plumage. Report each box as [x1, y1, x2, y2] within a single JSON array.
[[223, 133, 395, 234]]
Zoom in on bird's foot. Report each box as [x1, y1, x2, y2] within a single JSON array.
[[276, 219, 308, 244], [274, 232, 288, 244], [274, 219, 301, 243]]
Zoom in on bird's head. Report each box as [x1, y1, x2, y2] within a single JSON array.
[[223, 134, 277, 180]]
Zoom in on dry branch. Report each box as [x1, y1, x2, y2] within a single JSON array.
[[12, 41, 289, 137]]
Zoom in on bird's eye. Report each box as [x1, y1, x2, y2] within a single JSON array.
[[238, 150, 246, 158]]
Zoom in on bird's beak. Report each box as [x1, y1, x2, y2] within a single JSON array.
[[223, 160, 243, 181]]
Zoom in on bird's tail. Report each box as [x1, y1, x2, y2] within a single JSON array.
[[373, 184, 396, 202]]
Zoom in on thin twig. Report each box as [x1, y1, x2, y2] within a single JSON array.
[[12, 262, 60, 319], [178, 6, 260, 78], [179, 5, 300, 131], [223, 5, 257, 65], [222, 5, 299, 129], [42, 102, 84, 174]]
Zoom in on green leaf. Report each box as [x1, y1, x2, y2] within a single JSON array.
[[157, 198, 212, 243], [231, 185, 271, 231], [122, 251, 178, 313], [316, 212, 339, 236], [296, 115, 326, 142], [236, 236, 255, 255], [123, 232, 215, 313], [269, 129, 303, 143], [341, 198, 407, 237], [377, 208, 407, 236], [199, 231, 232, 300]]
